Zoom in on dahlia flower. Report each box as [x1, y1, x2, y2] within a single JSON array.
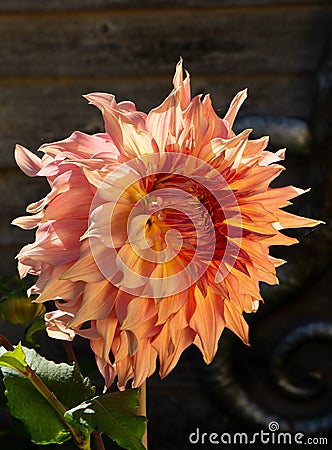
[[13, 60, 321, 389]]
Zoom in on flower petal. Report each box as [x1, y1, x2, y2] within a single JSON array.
[[15, 144, 42, 177], [146, 89, 183, 152], [223, 88, 247, 129]]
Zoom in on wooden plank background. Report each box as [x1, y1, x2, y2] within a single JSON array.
[[0, 7, 329, 78], [0, 1, 331, 277], [0, 0, 330, 12]]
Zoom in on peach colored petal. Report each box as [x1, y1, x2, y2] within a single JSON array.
[[45, 311, 76, 341], [146, 88, 183, 152], [12, 211, 44, 230], [259, 148, 286, 166], [42, 187, 92, 222], [156, 292, 187, 325], [116, 355, 135, 390], [119, 119, 158, 157], [40, 131, 119, 160], [153, 320, 195, 379], [172, 58, 191, 109], [132, 339, 157, 388], [239, 186, 310, 209], [95, 314, 119, 365], [35, 274, 83, 304], [190, 286, 225, 364], [90, 338, 116, 389], [84, 92, 147, 156], [223, 88, 247, 129], [275, 210, 324, 229], [60, 240, 107, 283], [224, 300, 249, 345], [121, 297, 156, 331], [242, 135, 269, 159], [69, 280, 117, 327], [15, 144, 42, 177], [182, 95, 212, 153], [17, 220, 84, 266], [115, 243, 156, 292]]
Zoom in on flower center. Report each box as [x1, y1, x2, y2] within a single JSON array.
[[140, 174, 228, 262]]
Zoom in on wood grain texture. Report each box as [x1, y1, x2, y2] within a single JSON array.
[[0, 75, 314, 167], [0, 169, 47, 250], [0, 6, 330, 78], [0, 247, 24, 278], [0, 171, 58, 275], [0, 1, 330, 12]]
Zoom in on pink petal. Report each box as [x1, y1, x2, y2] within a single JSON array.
[[146, 89, 183, 152], [15, 144, 42, 177], [12, 211, 44, 230], [69, 280, 117, 327], [223, 89, 247, 129], [45, 311, 76, 341], [172, 58, 191, 109]]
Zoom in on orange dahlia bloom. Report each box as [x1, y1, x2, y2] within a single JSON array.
[[13, 60, 321, 389]]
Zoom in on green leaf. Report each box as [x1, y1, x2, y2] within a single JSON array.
[[25, 317, 46, 347], [65, 389, 146, 450], [0, 345, 95, 445], [0, 342, 27, 375]]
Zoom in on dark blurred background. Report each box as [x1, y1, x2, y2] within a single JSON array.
[[0, 1, 332, 449]]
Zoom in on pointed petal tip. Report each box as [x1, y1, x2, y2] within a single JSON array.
[[11, 218, 19, 226], [241, 87, 248, 97], [15, 144, 42, 177], [276, 148, 286, 159], [83, 92, 116, 107], [243, 128, 253, 136], [82, 93, 91, 102], [82, 93, 100, 106], [291, 186, 310, 197], [159, 369, 168, 380]]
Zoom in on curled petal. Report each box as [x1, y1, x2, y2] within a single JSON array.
[[12, 211, 44, 230], [45, 311, 76, 341], [15, 144, 42, 177], [173, 58, 191, 109], [190, 286, 225, 364], [146, 89, 183, 152], [223, 88, 247, 129]]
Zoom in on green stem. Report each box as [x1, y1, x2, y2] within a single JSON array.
[[25, 366, 86, 447], [78, 433, 91, 450]]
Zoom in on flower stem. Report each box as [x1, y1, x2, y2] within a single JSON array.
[[63, 341, 80, 369], [138, 380, 148, 449], [77, 433, 91, 450], [0, 333, 14, 351], [92, 431, 106, 450]]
